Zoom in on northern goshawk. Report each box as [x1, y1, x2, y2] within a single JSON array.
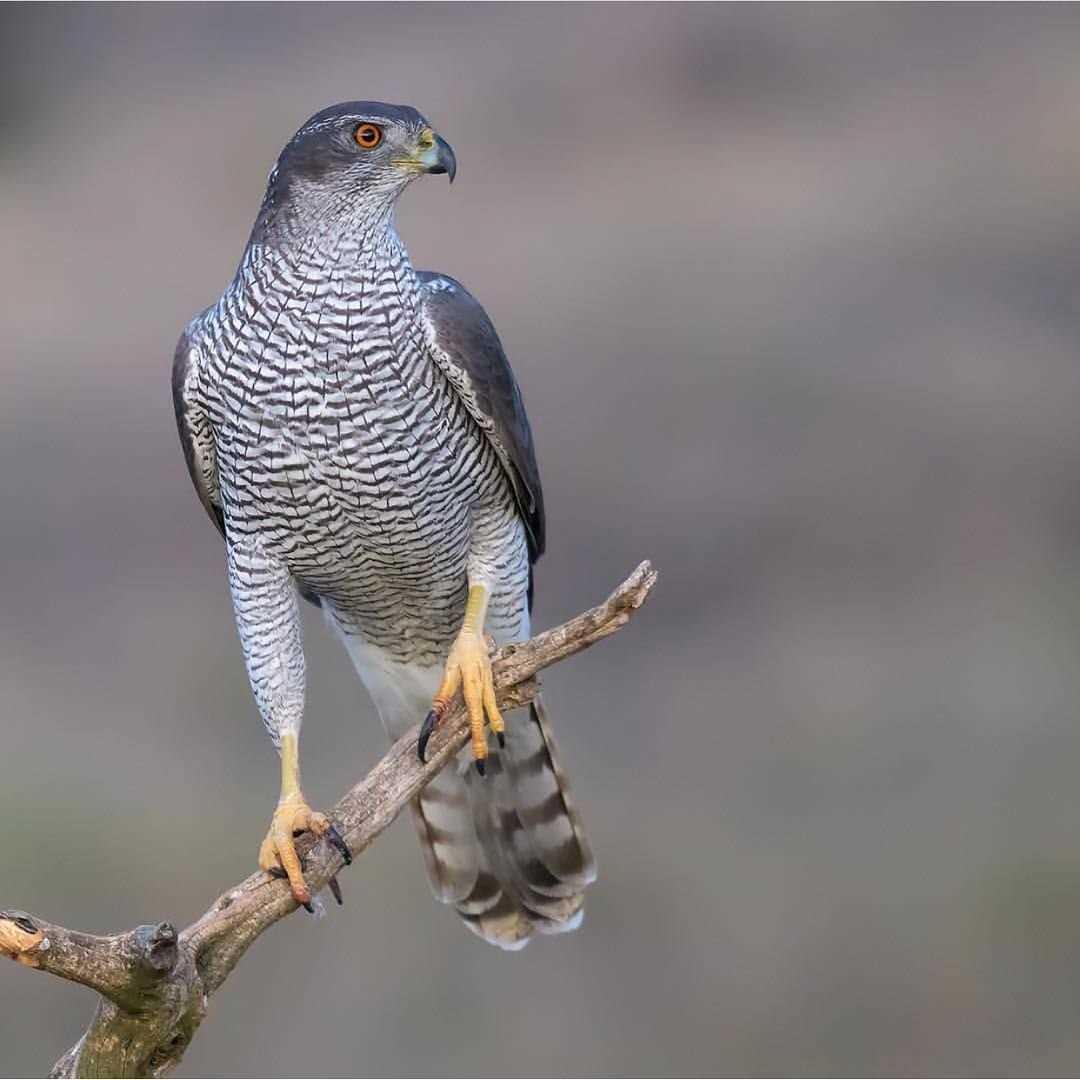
[[172, 102, 595, 948]]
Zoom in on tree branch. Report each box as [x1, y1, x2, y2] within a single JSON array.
[[1, 561, 657, 1078]]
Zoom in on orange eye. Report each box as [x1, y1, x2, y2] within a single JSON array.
[[354, 123, 383, 149]]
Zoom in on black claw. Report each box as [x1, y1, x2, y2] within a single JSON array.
[[497, 731, 506, 749], [267, 866, 288, 880], [475, 758, 486, 777], [301, 900, 315, 914], [326, 824, 352, 865], [418, 709, 438, 763], [328, 875, 344, 906]]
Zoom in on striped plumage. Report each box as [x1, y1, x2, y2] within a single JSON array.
[[173, 101, 594, 947]]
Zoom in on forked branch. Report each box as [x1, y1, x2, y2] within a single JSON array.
[[1, 561, 657, 1078]]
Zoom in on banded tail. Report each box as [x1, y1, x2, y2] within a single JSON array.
[[336, 628, 595, 948], [411, 696, 595, 948]]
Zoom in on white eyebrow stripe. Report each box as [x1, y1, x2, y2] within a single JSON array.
[[297, 116, 365, 136], [297, 115, 414, 139]]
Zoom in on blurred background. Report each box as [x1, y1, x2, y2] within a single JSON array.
[[5, 4, 1080, 1075]]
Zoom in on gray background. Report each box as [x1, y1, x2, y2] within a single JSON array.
[[5, 4, 1080, 1075]]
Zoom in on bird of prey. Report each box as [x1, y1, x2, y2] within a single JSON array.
[[172, 102, 595, 948]]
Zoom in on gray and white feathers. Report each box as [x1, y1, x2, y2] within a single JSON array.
[[173, 101, 593, 948]]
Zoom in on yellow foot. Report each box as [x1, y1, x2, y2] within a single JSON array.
[[258, 796, 351, 910], [418, 629, 504, 774]]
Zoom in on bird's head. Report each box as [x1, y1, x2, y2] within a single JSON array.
[[255, 101, 456, 241]]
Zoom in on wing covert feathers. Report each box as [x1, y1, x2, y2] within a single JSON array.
[[417, 271, 546, 561]]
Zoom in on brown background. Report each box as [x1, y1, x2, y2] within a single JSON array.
[[5, 4, 1080, 1075]]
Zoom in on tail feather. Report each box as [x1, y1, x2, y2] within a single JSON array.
[[468, 754, 584, 924], [333, 623, 594, 950], [456, 874, 534, 951], [409, 695, 595, 949], [409, 769, 479, 904], [501, 699, 596, 891]]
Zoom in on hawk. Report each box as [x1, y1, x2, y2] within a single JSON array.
[[172, 102, 595, 948]]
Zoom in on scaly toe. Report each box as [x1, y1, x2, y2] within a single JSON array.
[[428, 625, 504, 778], [258, 796, 331, 909]]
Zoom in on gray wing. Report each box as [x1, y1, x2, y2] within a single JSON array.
[[172, 321, 224, 539], [417, 271, 545, 561]]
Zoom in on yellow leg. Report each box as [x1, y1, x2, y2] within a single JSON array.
[[418, 583, 504, 773], [257, 733, 350, 908]]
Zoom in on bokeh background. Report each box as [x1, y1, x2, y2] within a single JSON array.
[[5, 4, 1080, 1075]]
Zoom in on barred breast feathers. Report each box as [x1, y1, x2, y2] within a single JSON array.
[[186, 224, 531, 661]]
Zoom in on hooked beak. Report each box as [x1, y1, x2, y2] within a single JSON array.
[[413, 131, 457, 183]]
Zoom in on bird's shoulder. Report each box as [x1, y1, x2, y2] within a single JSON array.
[[171, 309, 215, 399], [172, 309, 224, 538]]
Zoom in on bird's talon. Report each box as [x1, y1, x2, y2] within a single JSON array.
[[301, 900, 315, 914], [326, 823, 352, 865], [328, 875, 344, 906], [475, 758, 486, 777], [418, 708, 441, 763], [496, 731, 506, 749]]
